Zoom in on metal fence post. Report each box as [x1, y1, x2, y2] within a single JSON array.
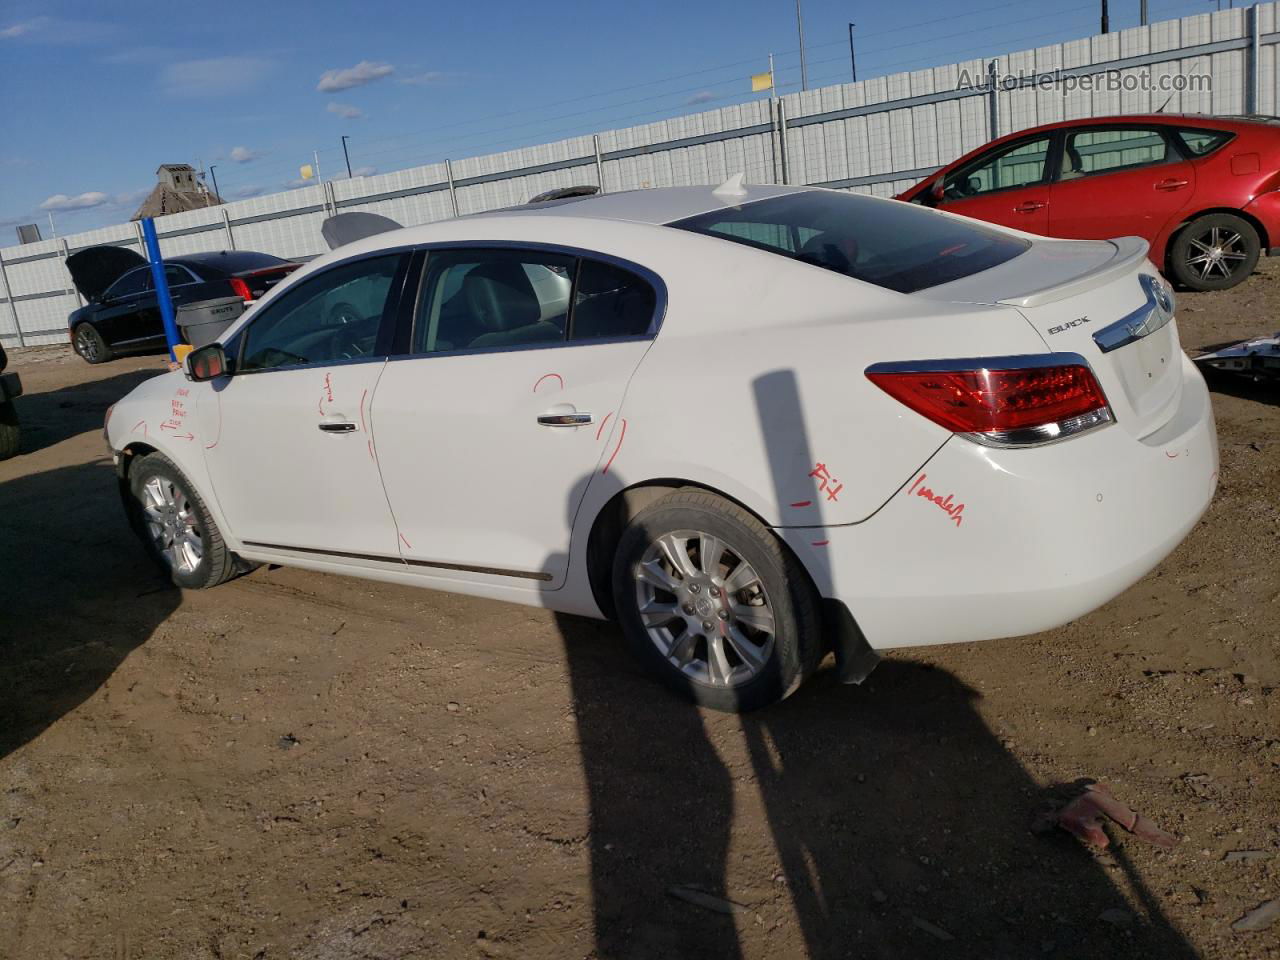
[[445, 159, 459, 217], [987, 59, 1000, 139], [778, 98, 792, 185], [59, 238, 83, 308], [593, 135, 606, 194], [0, 250, 25, 347], [133, 221, 146, 253], [1247, 4, 1259, 116], [221, 208, 236, 250]]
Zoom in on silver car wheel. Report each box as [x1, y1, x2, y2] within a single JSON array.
[[1185, 226, 1249, 281], [140, 475, 204, 575], [74, 326, 100, 361], [633, 529, 776, 688]]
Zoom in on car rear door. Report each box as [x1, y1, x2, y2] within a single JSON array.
[[369, 245, 660, 588], [936, 132, 1056, 234], [200, 252, 412, 556], [96, 267, 153, 347], [1047, 125, 1195, 249]]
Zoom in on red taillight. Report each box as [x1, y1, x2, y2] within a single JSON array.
[[229, 277, 253, 301], [866, 359, 1112, 444]]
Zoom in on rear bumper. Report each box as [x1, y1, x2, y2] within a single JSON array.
[[780, 353, 1218, 650], [1242, 191, 1280, 252], [0, 371, 22, 402]]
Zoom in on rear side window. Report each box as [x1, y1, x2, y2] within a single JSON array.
[[570, 260, 656, 340], [1060, 127, 1173, 178], [670, 191, 1029, 294], [105, 267, 151, 300], [1175, 127, 1234, 157]]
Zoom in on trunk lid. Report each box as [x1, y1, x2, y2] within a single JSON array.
[[65, 245, 147, 303], [918, 236, 1183, 439]]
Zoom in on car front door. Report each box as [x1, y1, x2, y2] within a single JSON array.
[[1047, 125, 1195, 248], [200, 251, 412, 556], [370, 246, 661, 587], [936, 133, 1056, 234]]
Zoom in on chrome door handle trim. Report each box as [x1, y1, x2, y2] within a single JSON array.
[[317, 421, 357, 433], [537, 413, 593, 426]]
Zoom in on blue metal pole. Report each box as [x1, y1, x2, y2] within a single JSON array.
[[141, 217, 180, 362]]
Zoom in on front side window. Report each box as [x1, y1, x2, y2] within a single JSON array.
[[105, 267, 151, 301], [1060, 127, 1173, 179], [239, 254, 401, 371], [1175, 127, 1233, 157], [671, 191, 1029, 294], [944, 136, 1052, 199]]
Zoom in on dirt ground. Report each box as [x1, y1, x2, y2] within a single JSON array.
[[1, 262, 1278, 960]]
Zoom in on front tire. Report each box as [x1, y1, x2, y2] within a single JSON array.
[[0, 401, 18, 460], [72, 323, 113, 364], [125, 452, 236, 589], [611, 490, 821, 712], [1169, 213, 1260, 291]]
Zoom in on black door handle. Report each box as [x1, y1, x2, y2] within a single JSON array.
[[318, 421, 357, 433]]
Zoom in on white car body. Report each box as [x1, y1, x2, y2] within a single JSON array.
[[106, 182, 1218, 659]]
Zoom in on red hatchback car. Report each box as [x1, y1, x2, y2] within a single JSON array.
[[897, 114, 1280, 290]]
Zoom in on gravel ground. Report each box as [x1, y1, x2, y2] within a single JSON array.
[[1, 261, 1277, 960]]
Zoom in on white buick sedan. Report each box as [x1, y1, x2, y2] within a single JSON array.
[[105, 180, 1218, 711]]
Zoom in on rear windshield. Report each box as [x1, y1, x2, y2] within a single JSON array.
[[669, 191, 1029, 294]]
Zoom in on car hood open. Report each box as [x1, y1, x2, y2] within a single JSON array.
[[65, 245, 147, 303]]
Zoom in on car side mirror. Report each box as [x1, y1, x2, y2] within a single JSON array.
[[187, 343, 230, 382], [929, 179, 945, 204]]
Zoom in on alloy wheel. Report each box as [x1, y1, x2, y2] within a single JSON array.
[[1185, 226, 1249, 282], [140, 475, 204, 575], [633, 529, 776, 688], [74, 327, 99, 361]]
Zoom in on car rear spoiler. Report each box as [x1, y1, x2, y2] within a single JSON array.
[[996, 237, 1151, 309]]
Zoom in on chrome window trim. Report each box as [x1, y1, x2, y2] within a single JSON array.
[[865, 351, 1092, 374], [1092, 274, 1175, 354]]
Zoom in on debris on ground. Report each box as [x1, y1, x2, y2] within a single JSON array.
[[1231, 899, 1280, 933], [1223, 849, 1271, 863], [1193, 331, 1280, 381], [1038, 782, 1179, 850], [908, 915, 955, 941], [666, 886, 748, 916]]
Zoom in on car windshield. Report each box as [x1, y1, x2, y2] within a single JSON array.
[[669, 191, 1029, 294]]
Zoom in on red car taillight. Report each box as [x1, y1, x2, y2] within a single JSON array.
[[229, 277, 253, 301], [866, 355, 1113, 446]]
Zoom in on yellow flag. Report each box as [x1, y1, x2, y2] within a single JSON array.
[[751, 71, 773, 93], [299, 163, 315, 180]]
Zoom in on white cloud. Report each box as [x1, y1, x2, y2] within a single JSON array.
[[326, 102, 364, 120], [686, 91, 715, 105], [228, 145, 261, 164], [285, 177, 313, 189], [40, 191, 109, 211], [399, 71, 446, 86], [351, 165, 377, 178], [0, 20, 40, 38], [113, 188, 151, 206], [161, 57, 273, 97], [233, 185, 266, 198], [317, 60, 393, 92]]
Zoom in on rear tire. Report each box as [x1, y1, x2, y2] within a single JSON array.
[[72, 323, 113, 364], [611, 489, 822, 712], [1169, 213, 1260, 291], [125, 452, 236, 589], [0, 401, 19, 460]]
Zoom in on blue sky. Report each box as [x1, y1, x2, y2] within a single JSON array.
[[0, 0, 1214, 237]]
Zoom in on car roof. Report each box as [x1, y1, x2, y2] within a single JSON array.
[[469, 183, 808, 226]]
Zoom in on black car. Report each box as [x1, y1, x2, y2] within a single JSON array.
[[66, 247, 300, 363], [0, 340, 21, 459]]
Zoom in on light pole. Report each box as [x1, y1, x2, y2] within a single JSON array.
[[341, 135, 353, 178], [1101, 0, 1109, 33], [207, 164, 221, 204], [848, 22, 857, 83], [795, 0, 808, 91]]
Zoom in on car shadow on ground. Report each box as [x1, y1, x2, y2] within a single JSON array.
[[7, 368, 165, 456], [553, 620, 1198, 960], [0, 459, 179, 759], [1201, 370, 1280, 408]]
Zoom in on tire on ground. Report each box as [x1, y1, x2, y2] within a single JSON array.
[[125, 451, 238, 589], [610, 488, 822, 712], [1169, 212, 1260, 292], [73, 323, 114, 364], [0, 401, 19, 460]]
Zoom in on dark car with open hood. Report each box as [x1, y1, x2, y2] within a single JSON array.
[[65, 246, 300, 363]]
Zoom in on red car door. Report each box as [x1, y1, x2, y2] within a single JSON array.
[[935, 132, 1055, 235], [1047, 125, 1195, 249]]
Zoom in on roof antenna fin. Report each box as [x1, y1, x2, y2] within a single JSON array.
[[713, 172, 749, 198]]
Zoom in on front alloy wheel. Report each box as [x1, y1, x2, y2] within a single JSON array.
[[139, 474, 205, 575]]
